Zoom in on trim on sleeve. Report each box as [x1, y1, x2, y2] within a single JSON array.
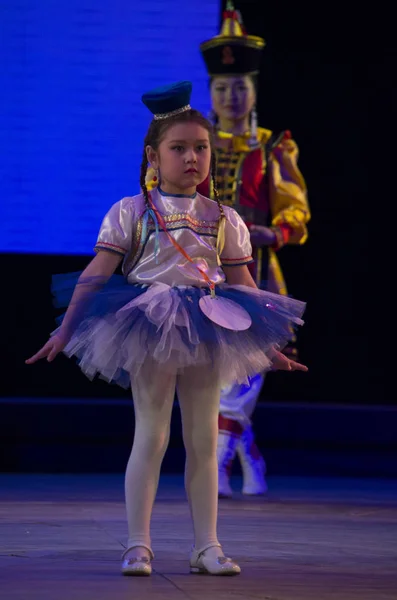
[[94, 241, 127, 256], [221, 256, 254, 267]]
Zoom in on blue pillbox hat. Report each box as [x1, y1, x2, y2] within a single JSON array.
[[141, 80, 193, 120]]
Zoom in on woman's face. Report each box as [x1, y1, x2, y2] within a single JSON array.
[[210, 75, 256, 121]]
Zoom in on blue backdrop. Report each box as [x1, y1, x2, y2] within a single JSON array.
[[0, 1, 219, 254]]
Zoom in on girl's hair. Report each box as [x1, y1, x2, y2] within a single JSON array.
[[139, 109, 224, 219]]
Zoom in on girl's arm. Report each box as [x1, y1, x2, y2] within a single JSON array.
[[59, 251, 122, 333], [26, 251, 122, 364], [223, 265, 308, 373], [222, 265, 257, 288]]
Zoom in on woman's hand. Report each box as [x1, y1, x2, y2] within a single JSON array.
[[271, 349, 308, 372], [25, 331, 69, 364], [249, 225, 276, 247]]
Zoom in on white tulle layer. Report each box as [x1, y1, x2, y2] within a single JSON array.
[[58, 281, 305, 389]]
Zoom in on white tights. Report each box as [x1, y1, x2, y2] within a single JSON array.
[[125, 359, 221, 553]]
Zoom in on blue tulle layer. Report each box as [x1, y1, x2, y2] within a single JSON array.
[[51, 273, 305, 389]]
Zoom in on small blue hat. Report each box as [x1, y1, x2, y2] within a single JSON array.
[[141, 80, 193, 120]]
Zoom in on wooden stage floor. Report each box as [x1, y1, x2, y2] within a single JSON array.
[[1, 474, 396, 599]]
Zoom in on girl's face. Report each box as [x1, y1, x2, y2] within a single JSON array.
[[147, 122, 211, 196], [210, 75, 256, 122]]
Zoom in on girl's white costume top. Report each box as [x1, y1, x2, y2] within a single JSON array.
[[94, 187, 253, 287]]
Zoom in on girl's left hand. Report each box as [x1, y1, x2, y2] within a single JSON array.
[[249, 225, 277, 247], [271, 350, 308, 372]]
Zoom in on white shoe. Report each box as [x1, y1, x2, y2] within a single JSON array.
[[190, 543, 241, 575], [121, 545, 154, 576], [217, 429, 239, 498], [237, 425, 268, 495]]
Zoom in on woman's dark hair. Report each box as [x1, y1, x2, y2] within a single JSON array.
[[209, 74, 258, 91], [139, 109, 224, 219]]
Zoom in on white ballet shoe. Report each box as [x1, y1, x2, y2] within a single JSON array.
[[121, 545, 154, 576], [190, 543, 241, 576]]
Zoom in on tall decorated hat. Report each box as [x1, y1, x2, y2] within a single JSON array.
[[199, 1, 265, 76], [142, 80, 193, 120]]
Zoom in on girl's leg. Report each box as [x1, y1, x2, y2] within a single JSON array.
[[125, 360, 176, 557], [176, 365, 221, 552]]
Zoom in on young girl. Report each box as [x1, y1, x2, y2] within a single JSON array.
[[26, 80, 308, 577]]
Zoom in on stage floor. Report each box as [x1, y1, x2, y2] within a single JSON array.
[[1, 474, 396, 599]]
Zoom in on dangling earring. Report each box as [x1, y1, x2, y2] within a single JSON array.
[[249, 106, 258, 146], [145, 166, 159, 190]]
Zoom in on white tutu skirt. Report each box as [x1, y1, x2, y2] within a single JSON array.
[[52, 274, 306, 389]]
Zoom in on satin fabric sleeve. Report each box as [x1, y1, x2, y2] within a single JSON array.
[[268, 138, 310, 246], [220, 208, 254, 267], [94, 197, 135, 256]]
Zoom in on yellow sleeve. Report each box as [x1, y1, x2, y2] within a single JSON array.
[[268, 137, 310, 245]]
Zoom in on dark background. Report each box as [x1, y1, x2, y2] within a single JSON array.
[[1, 0, 379, 406]]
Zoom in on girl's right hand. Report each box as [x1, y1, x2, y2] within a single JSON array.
[[25, 331, 69, 365]]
